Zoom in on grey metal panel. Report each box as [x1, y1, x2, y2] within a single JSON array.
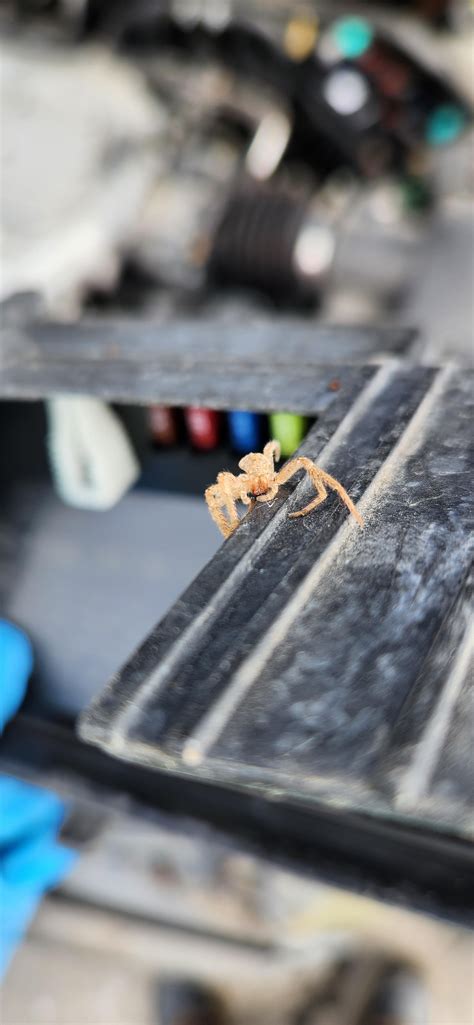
[[0, 318, 414, 408], [80, 363, 474, 840]]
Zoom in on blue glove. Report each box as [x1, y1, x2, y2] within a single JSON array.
[[0, 620, 77, 978]]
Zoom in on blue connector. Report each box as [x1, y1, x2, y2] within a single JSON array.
[[228, 411, 262, 454]]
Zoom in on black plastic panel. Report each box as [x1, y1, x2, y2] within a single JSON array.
[[80, 364, 473, 845], [1, 317, 413, 408]]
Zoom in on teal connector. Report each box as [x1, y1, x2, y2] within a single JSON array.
[[426, 104, 466, 146], [331, 17, 374, 59]]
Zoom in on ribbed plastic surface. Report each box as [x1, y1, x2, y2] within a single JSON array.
[[80, 363, 473, 842]]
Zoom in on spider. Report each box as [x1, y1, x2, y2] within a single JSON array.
[[205, 440, 364, 538]]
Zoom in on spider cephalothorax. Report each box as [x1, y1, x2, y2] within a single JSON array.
[[205, 440, 363, 538]]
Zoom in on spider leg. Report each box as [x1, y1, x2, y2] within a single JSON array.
[[275, 457, 327, 518], [256, 482, 279, 503], [320, 470, 364, 527], [263, 440, 281, 467], [205, 484, 234, 538], [220, 474, 242, 535], [276, 456, 363, 526], [275, 456, 321, 488], [205, 472, 242, 538], [288, 482, 328, 518]]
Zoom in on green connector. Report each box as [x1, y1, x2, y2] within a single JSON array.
[[269, 413, 307, 458]]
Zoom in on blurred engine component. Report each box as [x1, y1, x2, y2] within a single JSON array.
[[0, 39, 167, 310], [133, 168, 424, 309], [0, 2, 470, 325], [158, 979, 227, 1025], [209, 187, 325, 304], [76, 5, 470, 174], [295, 955, 427, 1025], [209, 175, 425, 306], [129, 56, 293, 292], [319, 17, 468, 141]]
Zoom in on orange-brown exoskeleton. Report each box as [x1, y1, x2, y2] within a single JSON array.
[[205, 440, 363, 538]]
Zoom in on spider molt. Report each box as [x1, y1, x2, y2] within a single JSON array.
[[205, 440, 364, 538]]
